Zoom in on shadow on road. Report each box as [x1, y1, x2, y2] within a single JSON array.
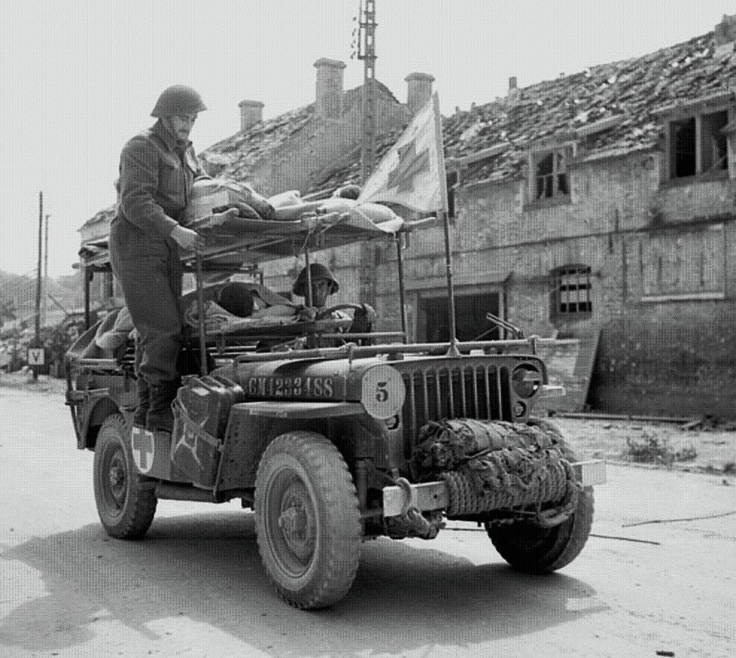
[[0, 511, 607, 655]]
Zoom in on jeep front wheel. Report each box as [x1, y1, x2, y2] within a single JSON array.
[[254, 431, 361, 609], [93, 413, 157, 539]]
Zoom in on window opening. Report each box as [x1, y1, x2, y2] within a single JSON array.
[[702, 110, 728, 173], [669, 109, 728, 178], [553, 265, 592, 316], [535, 149, 569, 200], [421, 292, 500, 342], [672, 118, 696, 177]]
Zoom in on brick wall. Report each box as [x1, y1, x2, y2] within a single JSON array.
[[383, 149, 736, 418]]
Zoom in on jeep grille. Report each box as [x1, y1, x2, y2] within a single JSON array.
[[395, 360, 513, 443]]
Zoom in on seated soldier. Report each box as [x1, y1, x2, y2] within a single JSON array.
[[292, 263, 347, 321], [292, 263, 375, 347]]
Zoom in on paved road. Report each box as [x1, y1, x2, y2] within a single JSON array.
[[0, 385, 734, 657]]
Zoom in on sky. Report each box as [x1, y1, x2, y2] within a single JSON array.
[[1, 0, 735, 279]]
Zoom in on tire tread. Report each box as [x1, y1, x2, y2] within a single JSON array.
[[255, 431, 361, 609], [93, 413, 157, 540]]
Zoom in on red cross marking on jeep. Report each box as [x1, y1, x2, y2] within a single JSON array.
[[132, 428, 154, 473]]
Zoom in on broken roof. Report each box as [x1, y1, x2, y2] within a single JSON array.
[[199, 81, 400, 182], [444, 30, 736, 184], [310, 28, 736, 190], [82, 26, 736, 237]]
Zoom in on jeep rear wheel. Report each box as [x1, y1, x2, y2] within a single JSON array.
[[254, 431, 361, 609], [93, 413, 157, 539], [487, 485, 594, 573]]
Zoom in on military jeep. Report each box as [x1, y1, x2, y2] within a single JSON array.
[[66, 206, 606, 609]]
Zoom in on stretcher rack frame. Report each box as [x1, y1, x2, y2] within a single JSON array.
[[177, 211, 412, 366]]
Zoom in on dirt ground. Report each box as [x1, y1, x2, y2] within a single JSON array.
[[551, 414, 736, 477], [5, 370, 735, 478], [2, 371, 735, 656]]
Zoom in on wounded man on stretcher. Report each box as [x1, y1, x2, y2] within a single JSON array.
[[81, 280, 373, 359]]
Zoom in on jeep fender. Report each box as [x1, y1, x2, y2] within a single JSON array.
[[81, 394, 120, 450], [216, 401, 391, 491]]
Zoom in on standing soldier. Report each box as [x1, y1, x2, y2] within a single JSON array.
[[110, 85, 207, 433]]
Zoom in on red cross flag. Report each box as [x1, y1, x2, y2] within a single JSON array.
[[358, 92, 448, 214]]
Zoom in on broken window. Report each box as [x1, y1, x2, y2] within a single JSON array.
[[669, 109, 728, 179], [532, 148, 570, 201], [702, 110, 729, 173], [552, 265, 592, 317]]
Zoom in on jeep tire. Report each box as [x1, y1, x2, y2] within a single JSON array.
[[487, 427, 594, 573], [254, 431, 362, 609], [93, 413, 157, 539]]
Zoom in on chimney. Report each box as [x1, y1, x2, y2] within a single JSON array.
[[239, 100, 264, 132], [507, 76, 520, 104], [405, 72, 435, 114], [314, 58, 346, 119], [715, 14, 736, 57]]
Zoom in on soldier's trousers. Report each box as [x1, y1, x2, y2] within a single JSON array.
[[110, 247, 184, 386]]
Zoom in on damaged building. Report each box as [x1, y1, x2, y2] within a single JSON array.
[[79, 15, 736, 418]]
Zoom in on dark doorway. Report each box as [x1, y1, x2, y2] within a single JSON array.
[[421, 292, 501, 342]]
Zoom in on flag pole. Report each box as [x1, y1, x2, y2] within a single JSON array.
[[433, 94, 459, 356], [395, 233, 408, 342]]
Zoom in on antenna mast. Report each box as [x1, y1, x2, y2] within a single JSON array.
[[358, 0, 377, 183]]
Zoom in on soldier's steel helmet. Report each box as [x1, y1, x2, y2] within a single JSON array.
[[292, 263, 339, 296], [151, 85, 207, 117]]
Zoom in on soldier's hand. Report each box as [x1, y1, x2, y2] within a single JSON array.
[[171, 225, 205, 252], [297, 305, 317, 322]]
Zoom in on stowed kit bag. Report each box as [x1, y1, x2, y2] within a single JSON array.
[[171, 374, 245, 487]]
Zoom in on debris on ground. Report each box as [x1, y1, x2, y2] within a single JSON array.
[[623, 434, 697, 467], [551, 417, 736, 476]]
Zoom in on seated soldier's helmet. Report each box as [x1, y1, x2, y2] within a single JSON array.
[[292, 263, 339, 296], [151, 85, 207, 117]]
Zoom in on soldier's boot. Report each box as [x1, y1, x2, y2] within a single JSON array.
[[146, 378, 180, 434], [132, 376, 150, 428]]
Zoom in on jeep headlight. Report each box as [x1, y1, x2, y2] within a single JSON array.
[[511, 364, 542, 398], [360, 365, 405, 420]]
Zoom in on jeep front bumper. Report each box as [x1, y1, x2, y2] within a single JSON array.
[[382, 459, 607, 518]]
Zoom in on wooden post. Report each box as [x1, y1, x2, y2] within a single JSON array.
[[32, 192, 43, 380], [42, 214, 49, 328]]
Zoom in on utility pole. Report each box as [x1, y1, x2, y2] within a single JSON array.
[[42, 213, 49, 328], [32, 191, 43, 381], [358, 0, 377, 183]]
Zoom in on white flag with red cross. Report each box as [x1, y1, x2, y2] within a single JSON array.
[[358, 92, 448, 214]]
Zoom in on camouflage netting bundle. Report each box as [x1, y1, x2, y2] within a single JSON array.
[[413, 418, 577, 517]]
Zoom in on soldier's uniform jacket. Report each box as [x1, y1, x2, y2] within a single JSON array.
[[109, 120, 204, 387], [111, 120, 203, 261]]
